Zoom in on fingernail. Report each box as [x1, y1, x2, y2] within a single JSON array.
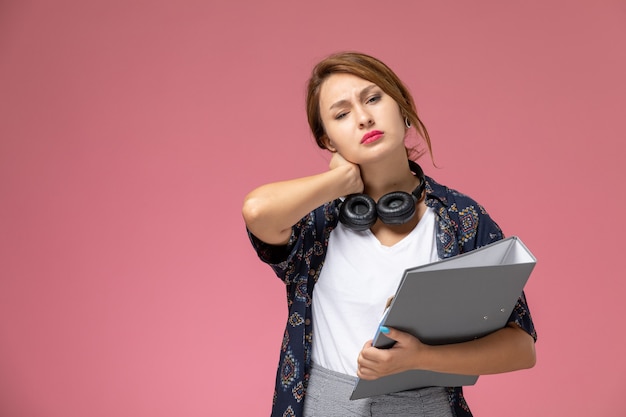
[[379, 326, 390, 334]]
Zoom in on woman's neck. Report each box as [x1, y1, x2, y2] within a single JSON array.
[[360, 156, 420, 200]]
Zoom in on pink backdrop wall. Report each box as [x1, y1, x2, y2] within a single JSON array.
[[1, 1, 624, 416]]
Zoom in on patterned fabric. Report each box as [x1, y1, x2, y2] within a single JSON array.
[[248, 175, 537, 417]]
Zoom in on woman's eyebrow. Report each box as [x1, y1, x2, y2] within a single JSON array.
[[328, 84, 379, 111], [359, 84, 379, 100]]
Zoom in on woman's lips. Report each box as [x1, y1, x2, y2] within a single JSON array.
[[361, 130, 384, 144]]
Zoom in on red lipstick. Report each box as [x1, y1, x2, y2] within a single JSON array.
[[361, 130, 384, 144]]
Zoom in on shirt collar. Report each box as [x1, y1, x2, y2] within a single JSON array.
[[424, 175, 449, 207]]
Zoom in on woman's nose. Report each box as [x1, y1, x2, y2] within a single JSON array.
[[356, 106, 374, 128]]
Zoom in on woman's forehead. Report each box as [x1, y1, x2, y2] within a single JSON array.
[[319, 73, 378, 107]]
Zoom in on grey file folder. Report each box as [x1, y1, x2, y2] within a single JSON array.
[[350, 236, 536, 400]]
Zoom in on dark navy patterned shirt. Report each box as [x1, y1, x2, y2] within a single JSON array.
[[248, 175, 537, 417]]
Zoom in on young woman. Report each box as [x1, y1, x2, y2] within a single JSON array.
[[242, 51, 536, 417]]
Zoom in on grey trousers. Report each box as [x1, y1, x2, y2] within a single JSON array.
[[303, 363, 454, 417]]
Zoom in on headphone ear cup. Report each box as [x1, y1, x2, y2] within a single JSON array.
[[339, 194, 377, 231], [376, 191, 416, 225]]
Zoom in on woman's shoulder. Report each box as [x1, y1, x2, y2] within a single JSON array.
[[425, 175, 503, 250], [424, 175, 484, 210]]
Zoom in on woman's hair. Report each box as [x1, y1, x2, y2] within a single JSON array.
[[305, 51, 433, 160]]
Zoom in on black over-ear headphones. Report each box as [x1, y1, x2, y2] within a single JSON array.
[[338, 160, 426, 231]]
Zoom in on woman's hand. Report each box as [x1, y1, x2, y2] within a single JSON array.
[[356, 327, 428, 380], [329, 152, 364, 195]]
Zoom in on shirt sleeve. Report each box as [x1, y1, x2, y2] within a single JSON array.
[[475, 204, 537, 342], [508, 291, 537, 341], [246, 202, 335, 285], [450, 191, 537, 342]]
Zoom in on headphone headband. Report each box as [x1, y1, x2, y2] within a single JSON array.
[[408, 160, 426, 200]]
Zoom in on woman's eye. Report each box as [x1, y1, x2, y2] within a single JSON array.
[[335, 112, 348, 120], [366, 95, 381, 104]]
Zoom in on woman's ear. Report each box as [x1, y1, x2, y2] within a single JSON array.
[[321, 135, 336, 152]]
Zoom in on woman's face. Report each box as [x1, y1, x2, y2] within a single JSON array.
[[318, 73, 406, 164]]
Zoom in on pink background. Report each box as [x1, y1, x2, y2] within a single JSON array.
[[1, 1, 624, 416]]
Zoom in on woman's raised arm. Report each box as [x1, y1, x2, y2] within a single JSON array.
[[242, 160, 362, 245]]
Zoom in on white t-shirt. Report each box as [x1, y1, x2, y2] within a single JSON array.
[[311, 207, 439, 376]]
